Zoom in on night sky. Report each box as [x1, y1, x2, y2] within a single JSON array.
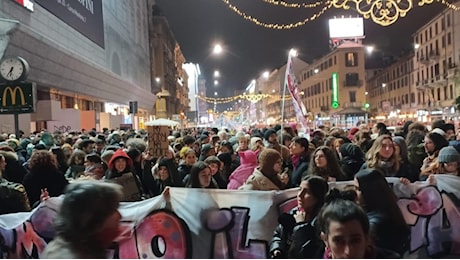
[[155, 0, 446, 108]]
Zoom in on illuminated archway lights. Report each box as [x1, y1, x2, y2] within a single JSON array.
[[222, 0, 459, 26]]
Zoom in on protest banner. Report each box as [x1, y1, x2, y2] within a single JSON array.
[[147, 125, 169, 157], [0, 175, 459, 258]]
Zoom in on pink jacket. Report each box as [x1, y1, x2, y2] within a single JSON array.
[[227, 150, 258, 189]]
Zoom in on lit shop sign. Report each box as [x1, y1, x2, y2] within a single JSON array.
[[11, 0, 34, 11], [331, 72, 339, 109]]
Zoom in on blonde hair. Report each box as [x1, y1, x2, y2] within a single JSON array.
[[366, 135, 400, 172]]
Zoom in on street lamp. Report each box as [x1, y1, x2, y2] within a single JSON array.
[[214, 80, 219, 86], [214, 91, 218, 96], [262, 71, 269, 79], [213, 44, 223, 55], [214, 70, 220, 78], [414, 43, 420, 50], [366, 46, 374, 55], [289, 48, 298, 57]]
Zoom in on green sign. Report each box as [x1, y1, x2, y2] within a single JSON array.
[[331, 72, 339, 109], [0, 83, 36, 114]]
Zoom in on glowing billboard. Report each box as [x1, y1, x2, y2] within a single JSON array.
[[328, 17, 364, 39]]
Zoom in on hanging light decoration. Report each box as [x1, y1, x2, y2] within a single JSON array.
[[222, 0, 459, 27]]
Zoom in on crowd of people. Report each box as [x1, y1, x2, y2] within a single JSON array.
[[1, 118, 459, 258]]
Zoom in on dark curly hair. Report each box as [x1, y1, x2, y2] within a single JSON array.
[[29, 150, 58, 170]]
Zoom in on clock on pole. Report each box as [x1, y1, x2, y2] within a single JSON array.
[[0, 56, 30, 83]]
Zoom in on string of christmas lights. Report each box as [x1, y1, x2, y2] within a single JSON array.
[[196, 94, 292, 104], [261, 0, 323, 8], [221, 0, 333, 29], [223, 0, 459, 28]]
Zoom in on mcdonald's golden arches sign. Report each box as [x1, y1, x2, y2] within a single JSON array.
[[0, 83, 36, 114]]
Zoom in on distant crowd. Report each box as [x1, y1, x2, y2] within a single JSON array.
[[1, 119, 459, 258]]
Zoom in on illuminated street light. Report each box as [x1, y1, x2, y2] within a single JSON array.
[[289, 48, 298, 57], [214, 80, 219, 86], [251, 79, 256, 84], [314, 68, 319, 74], [214, 70, 220, 78], [366, 46, 374, 54], [155, 77, 160, 84], [365, 91, 368, 95], [213, 44, 223, 55], [272, 89, 276, 93], [214, 91, 218, 96], [414, 43, 420, 50], [382, 83, 386, 88], [262, 71, 269, 79]]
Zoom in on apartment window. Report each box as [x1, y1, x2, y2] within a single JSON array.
[[345, 52, 358, 67], [447, 33, 452, 45], [411, 93, 415, 103], [345, 73, 359, 86], [349, 91, 356, 103], [441, 17, 445, 30], [442, 36, 446, 48], [437, 88, 441, 100], [334, 56, 337, 65], [328, 58, 332, 67], [429, 27, 432, 38], [435, 22, 438, 34], [444, 86, 448, 99], [447, 14, 451, 27], [450, 84, 454, 99]]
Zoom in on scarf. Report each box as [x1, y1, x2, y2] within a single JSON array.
[[378, 160, 394, 169], [291, 155, 301, 170]]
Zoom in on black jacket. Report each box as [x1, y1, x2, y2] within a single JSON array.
[[368, 211, 410, 256], [340, 156, 364, 180], [288, 156, 309, 188], [269, 209, 323, 258], [23, 167, 69, 206]]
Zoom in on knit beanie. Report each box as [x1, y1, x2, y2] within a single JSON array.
[[264, 129, 277, 141], [438, 146, 460, 163], [258, 148, 281, 177], [392, 136, 408, 159]]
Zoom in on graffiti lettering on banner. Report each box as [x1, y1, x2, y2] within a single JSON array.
[[1, 176, 460, 258]]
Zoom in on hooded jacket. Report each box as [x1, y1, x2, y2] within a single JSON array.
[[105, 149, 143, 201], [227, 150, 258, 189]]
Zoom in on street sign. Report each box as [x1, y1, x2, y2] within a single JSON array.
[[0, 82, 36, 114]]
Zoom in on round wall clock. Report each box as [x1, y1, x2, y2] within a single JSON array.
[[0, 56, 30, 82]]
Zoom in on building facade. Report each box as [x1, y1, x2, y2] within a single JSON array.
[[0, 0, 157, 133], [412, 4, 460, 122], [366, 54, 417, 125], [298, 42, 367, 128]]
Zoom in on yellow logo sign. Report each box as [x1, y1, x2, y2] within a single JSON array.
[[2, 86, 25, 106]]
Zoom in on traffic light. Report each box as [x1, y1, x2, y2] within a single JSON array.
[[364, 103, 370, 109]]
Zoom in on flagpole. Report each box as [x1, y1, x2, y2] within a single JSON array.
[[281, 49, 295, 145]]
